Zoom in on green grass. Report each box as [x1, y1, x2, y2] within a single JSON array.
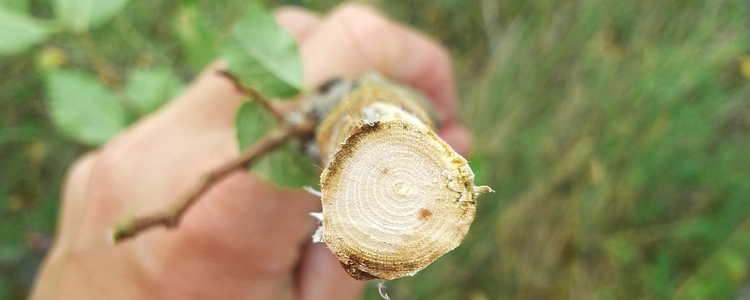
[[1, 0, 750, 299]]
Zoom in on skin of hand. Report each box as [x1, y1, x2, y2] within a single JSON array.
[[29, 4, 470, 300]]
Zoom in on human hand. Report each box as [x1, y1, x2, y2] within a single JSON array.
[[30, 4, 469, 299]]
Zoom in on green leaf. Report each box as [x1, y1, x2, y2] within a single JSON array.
[[125, 67, 185, 113], [0, 0, 30, 14], [261, 144, 320, 188], [55, 0, 130, 32], [236, 100, 274, 150], [46, 70, 130, 145], [235, 101, 319, 188], [468, 153, 489, 184], [221, 1, 303, 99], [0, 8, 50, 54], [173, 4, 216, 70]]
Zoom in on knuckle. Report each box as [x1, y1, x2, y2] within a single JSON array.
[[63, 152, 98, 191], [330, 4, 393, 42], [434, 46, 451, 68], [431, 47, 453, 84], [92, 137, 144, 176], [58, 152, 98, 224], [331, 3, 383, 20]]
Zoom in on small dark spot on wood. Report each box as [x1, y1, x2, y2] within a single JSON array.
[[318, 78, 342, 94], [340, 261, 380, 280], [418, 208, 433, 220], [381, 168, 388, 175]]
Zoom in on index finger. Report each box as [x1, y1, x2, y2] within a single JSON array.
[[300, 4, 457, 123]]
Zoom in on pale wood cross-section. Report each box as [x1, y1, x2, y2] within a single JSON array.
[[316, 75, 492, 280]]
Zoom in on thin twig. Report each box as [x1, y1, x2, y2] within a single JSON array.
[[112, 16, 161, 59], [110, 121, 315, 243], [218, 70, 286, 122], [76, 31, 150, 118], [76, 32, 120, 87]]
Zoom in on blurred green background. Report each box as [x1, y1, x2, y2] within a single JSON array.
[[2, 0, 750, 299]]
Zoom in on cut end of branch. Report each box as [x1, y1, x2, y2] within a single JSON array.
[[110, 218, 137, 244], [319, 110, 480, 280], [106, 228, 116, 247]]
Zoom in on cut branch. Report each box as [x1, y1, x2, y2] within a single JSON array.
[[108, 72, 492, 282], [110, 120, 315, 244]]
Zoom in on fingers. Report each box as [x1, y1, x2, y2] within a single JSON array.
[[83, 62, 246, 224], [439, 123, 472, 156], [300, 3, 457, 123], [164, 60, 246, 129], [156, 172, 321, 297], [70, 5, 467, 299], [275, 6, 323, 43], [296, 242, 365, 300], [115, 6, 323, 152], [177, 172, 320, 267], [56, 153, 98, 246]]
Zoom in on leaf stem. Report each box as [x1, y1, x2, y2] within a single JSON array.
[[218, 70, 286, 122]]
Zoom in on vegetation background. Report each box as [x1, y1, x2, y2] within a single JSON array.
[[1, 0, 750, 299]]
